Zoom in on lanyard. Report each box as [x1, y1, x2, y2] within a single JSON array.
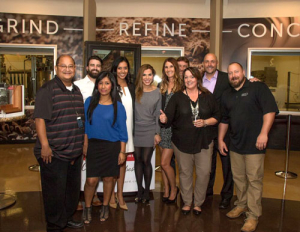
[[67, 88, 79, 117]]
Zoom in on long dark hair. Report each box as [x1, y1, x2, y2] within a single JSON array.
[[87, 71, 118, 126], [111, 56, 132, 92]]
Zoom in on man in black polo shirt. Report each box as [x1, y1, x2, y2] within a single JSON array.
[[34, 55, 85, 232], [218, 62, 278, 232]]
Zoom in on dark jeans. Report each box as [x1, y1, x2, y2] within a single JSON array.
[[38, 156, 81, 232], [207, 138, 234, 200]]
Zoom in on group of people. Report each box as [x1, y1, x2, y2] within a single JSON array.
[[34, 53, 278, 232]]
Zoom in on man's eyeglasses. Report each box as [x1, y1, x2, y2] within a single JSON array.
[[57, 65, 75, 70]]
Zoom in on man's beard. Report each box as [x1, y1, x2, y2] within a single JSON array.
[[88, 69, 100, 79], [230, 76, 245, 88]]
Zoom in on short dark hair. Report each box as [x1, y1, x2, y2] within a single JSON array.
[[228, 62, 243, 70], [87, 56, 103, 66], [177, 56, 190, 66], [56, 55, 75, 66]]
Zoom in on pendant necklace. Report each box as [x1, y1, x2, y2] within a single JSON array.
[[185, 89, 200, 121]]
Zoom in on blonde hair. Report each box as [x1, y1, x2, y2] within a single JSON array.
[[135, 64, 156, 103], [160, 57, 182, 94]]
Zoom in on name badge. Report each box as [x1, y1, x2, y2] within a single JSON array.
[[77, 117, 83, 129]]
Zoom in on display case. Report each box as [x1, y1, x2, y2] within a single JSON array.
[[247, 48, 300, 115], [0, 84, 25, 120]]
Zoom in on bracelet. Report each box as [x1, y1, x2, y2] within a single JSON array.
[[120, 151, 126, 154], [203, 120, 208, 127]]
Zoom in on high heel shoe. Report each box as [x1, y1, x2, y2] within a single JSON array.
[[166, 187, 179, 204], [162, 187, 170, 202], [117, 196, 128, 210], [109, 197, 117, 209], [100, 205, 109, 222], [181, 205, 191, 215], [162, 196, 169, 202], [83, 206, 92, 224]]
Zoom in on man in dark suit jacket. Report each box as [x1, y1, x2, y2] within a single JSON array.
[[202, 53, 234, 209]]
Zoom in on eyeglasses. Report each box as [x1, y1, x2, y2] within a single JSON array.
[[57, 65, 75, 70]]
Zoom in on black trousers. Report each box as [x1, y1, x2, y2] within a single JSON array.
[[38, 156, 81, 232], [207, 137, 234, 200]]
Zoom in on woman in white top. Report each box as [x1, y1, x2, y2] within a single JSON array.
[[110, 56, 135, 210]]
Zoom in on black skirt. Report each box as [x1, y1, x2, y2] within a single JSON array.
[[86, 138, 120, 178]]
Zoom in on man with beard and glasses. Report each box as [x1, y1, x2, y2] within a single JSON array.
[[74, 55, 103, 209], [74, 56, 102, 102], [218, 62, 278, 232], [202, 53, 234, 209]]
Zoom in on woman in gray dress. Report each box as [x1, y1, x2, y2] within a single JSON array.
[[134, 64, 162, 203], [159, 58, 182, 204]]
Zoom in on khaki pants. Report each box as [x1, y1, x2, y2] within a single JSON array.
[[172, 142, 213, 207], [230, 151, 265, 219]]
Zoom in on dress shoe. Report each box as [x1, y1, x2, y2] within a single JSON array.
[[219, 198, 231, 209], [193, 208, 202, 215], [119, 203, 128, 210], [226, 206, 247, 219], [162, 196, 169, 202], [109, 197, 117, 209], [109, 202, 117, 209], [166, 187, 179, 204], [181, 205, 191, 215], [67, 220, 84, 229], [182, 209, 191, 215], [241, 218, 258, 232], [116, 196, 128, 210]]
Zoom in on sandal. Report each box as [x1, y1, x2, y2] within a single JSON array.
[[83, 206, 92, 224], [100, 205, 109, 222]]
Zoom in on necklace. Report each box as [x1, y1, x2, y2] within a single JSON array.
[[185, 89, 200, 121]]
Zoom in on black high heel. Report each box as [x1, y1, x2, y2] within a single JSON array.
[[99, 205, 109, 222], [162, 196, 169, 202], [166, 187, 179, 204], [162, 187, 170, 202], [83, 206, 92, 224], [181, 205, 191, 215]]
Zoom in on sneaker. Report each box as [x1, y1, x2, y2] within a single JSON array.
[[241, 218, 258, 232], [226, 206, 247, 218]]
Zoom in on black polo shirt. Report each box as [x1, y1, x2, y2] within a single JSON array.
[[34, 76, 85, 161], [221, 79, 278, 154]]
